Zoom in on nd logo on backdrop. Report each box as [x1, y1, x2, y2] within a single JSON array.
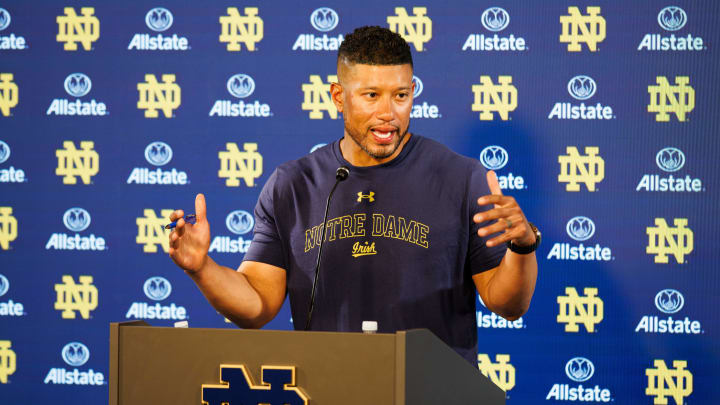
[[137, 74, 181, 118], [471, 76, 517, 121], [648, 76, 694, 122], [387, 7, 432, 51], [136, 209, 173, 253], [646, 218, 693, 264], [54, 275, 98, 319], [56, 7, 99, 51], [0, 73, 18, 116], [477, 354, 515, 393], [559, 7, 605, 52], [56, 141, 99, 185], [302, 75, 338, 119], [558, 147, 604, 192], [557, 287, 603, 332], [219, 7, 263, 51], [0, 340, 16, 384], [218, 143, 263, 187], [0, 207, 17, 250], [646, 360, 693, 404]]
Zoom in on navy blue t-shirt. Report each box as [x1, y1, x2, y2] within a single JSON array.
[[243, 134, 506, 363]]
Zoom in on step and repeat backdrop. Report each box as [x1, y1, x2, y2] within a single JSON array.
[[1, 1, 719, 403]]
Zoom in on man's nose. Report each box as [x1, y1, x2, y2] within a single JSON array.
[[376, 96, 393, 121]]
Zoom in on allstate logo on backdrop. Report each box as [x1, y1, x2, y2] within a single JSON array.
[[549, 76, 614, 120], [477, 295, 525, 329], [46, 208, 107, 251], [479, 146, 526, 190], [546, 357, 612, 402], [294, 7, 343, 51], [0, 274, 25, 317], [126, 277, 187, 320], [210, 210, 254, 253], [636, 289, 702, 335], [0, 140, 26, 183], [44, 342, 104, 386], [210, 74, 272, 118], [0, 8, 27, 50], [639, 7, 705, 51], [127, 141, 188, 185], [463, 7, 527, 52], [410, 75, 440, 119], [547, 216, 612, 261], [128, 7, 189, 51], [636, 147, 703, 193], [47, 73, 108, 116]]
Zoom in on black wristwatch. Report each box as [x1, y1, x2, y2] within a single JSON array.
[[506, 222, 541, 254]]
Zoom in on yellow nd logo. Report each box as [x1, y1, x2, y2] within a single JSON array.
[[218, 143, 263, 187], [0, 341, 16, 384], [136, 209, 173, 253], [646, 218, 693, 264], [387, 7, 432, 52], [471, 76, 517, 121], [646, 360, 693, 405], [557, 287, 603, 333], [137, 74, 181, 118], [0, 73, 18, 117], [0, 207, 18, 251], [559, 7, 605, 52], [558, 146, 604, 192], [219, 7, 263, 51], [55, 141, 99, 185], [56, 7, 99, 51], [477, 354, 515, 392], [648, 77, 695, 122], [301, 75, 338, 119], [54, 275, 98, 319]]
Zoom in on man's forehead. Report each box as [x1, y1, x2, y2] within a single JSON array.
[[337, 61, 413, 84]]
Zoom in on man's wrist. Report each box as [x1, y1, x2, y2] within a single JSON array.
[[507, 222, 541, 254]]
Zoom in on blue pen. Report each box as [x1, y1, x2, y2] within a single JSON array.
[[165, 214, 196, 229]]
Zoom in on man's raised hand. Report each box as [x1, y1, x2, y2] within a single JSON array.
[[168, 193, 211, 274], [474, 170, 536, 248]]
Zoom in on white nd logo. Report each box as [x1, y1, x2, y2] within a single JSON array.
[[471, 76, 517, 121], [648, 76, 695, 122], [387, 7, 432, 51], [218, 143, 263, 187], [0, 340, 16, 384], [557, 287, 603, 333], [646, 218, 693, 264], [56, 7, 100, 51], [219, 7, 263, 51], [301, 75, 338, 119], [0, 207, 17, 251], [136, 209, 173, 253], [477, 354, 515, 392], [0, 73, 18, 116], [559, 7, 605, 52], [558, 146, 604, 192], [54, 275, 98, 319], [646, 360, 693, 405], [55, 141, 100, 185], [137, 74, 181, 118]]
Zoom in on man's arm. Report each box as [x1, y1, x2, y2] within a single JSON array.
[[168, 194, 286, 328], [471, 171, 538, 320]]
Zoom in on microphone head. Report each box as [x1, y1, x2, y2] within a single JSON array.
[[336, 166, 350, 181]]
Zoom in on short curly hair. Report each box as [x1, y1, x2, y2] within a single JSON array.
[[338, 26, 413, 67]]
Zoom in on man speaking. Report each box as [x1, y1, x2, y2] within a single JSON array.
[[167, 26, 539, 364]]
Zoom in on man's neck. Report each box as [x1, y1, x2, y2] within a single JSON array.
[[340, 132, 413, 167]]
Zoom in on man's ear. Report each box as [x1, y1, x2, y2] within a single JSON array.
[[330, 82, 344, 113]]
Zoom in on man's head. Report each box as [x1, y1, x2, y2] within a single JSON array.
[[332, 26, 414, 164]]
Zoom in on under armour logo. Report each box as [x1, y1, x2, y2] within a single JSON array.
[[357, 192, 375, 202]]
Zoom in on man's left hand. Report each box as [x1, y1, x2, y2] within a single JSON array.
[[474, 170, 536, 248]]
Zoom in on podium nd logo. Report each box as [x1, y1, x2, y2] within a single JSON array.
[[558, 146, 604, 191], [559, 7, 605, 52], [218, 143, 263, 187], [55, 141, 99, 185], [648, 76, 694, 122], [0, 207, 17, 250], [646, 360, 692, 405], [477, 354, 515, 392], [471, 76, 517, 121], [646, 218, 693, 264], [0, 340, 15, 383], [219, 7, 263, 51], [301, 75, 338, 119], [54, 275, 98, 319], [202, 365, 308, 405], [557, 287, 603, 332], [137, 74, 181, 118], [136, 209, 173, 253], [387, 7, 432, 52], [0, 73, 18, 116], [56, 7, 99, 51]]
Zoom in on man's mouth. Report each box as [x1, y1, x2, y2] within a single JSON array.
[[371, 127, 397, 143]]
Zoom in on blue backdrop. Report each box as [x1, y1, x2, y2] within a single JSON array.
[[1, 1, 718, 403]]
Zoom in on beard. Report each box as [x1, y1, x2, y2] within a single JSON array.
[[344, 122, 410, 160]]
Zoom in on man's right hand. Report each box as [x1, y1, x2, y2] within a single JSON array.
[[168, 193, 211, 274]]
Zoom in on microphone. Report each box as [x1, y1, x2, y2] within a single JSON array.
[[305, 166, 350, 330]]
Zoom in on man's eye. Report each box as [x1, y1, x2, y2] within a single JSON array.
[[366, 92, 377, 98], [397, 93, 409, 99]]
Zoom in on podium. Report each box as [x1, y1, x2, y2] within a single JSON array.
[[109, 321, 505, 405]]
